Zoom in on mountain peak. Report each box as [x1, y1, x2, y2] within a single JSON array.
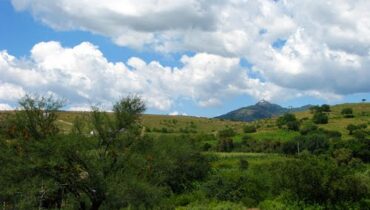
[[216, 101, 311, 122], [256, 99, 271, 106]]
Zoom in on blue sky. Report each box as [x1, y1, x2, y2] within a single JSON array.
[[1, 0, 370, 116]]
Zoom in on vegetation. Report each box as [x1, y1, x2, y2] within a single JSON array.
[[243, 124, 257, 133], [276, 113, 300, 131], [342, 107, 355, 118], [0, 95, 209, 209], [0, 97, 369, 209]]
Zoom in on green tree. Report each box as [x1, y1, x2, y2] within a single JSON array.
[[9, 94, 64, 140], [218, 127, 236, 138], [272, 156, 369, 206], [0, 95, 210, 209], [347, 124, 358, 135], [312, 112, 328, 124], [341, 108, 354, 118], [276, 113, 300, 131], [243, 125, 257, 133], [320, 104, 331, 112]]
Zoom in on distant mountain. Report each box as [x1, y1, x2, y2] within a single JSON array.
[[215, 100, 311, 122]]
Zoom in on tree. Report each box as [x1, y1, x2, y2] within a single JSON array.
[[347, 124, 358, 135], [276, 113, 300, 131], [9, 94, 64, 140], [243, 125, 257, 133], [341, 108, 354, 118], [218, 127, 236, 138], [299, 122, 318, 135], [0, 95, 210, 209], [273, 156, 369, 206], [218, 138, 234, 152], [312, 112, 328, 124], [320, 104, 331, 112]]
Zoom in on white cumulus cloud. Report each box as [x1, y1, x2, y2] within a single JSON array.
[[6, 0, 370, 108], [1, 41, 290, 111]]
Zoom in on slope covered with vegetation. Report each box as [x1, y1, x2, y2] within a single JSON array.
[[0, 97, 369, 209]]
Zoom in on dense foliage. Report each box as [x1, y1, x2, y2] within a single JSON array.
[[0, 95, 210, 210], [1, 98, 369, 209], [276, 113, 300, 131]]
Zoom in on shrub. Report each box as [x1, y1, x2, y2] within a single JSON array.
[[243, 125, 257, 133], [202, 143, 212, 151], [300, 123, 318, 135], [347, 123, 368, 135], [341, 107, 353, 115], [281, 140, 298, 155], [239, 159, 249, 170], [272, 156, 369, 206], [203, 170, 267, 206], [312, 112, 328, 124], [276, 113, 300, 131], [320, 104, 331, 112], [347, 124, 358, 135], [218, 138, 234, 152], [341, 108, 354, 118], [218, 127, 236, 138], [310, 104, 331, 113]]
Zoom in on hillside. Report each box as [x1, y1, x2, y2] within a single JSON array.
[[1, 102, 369, 139], [215, 100, 311, 122], [0, 101, 369, 209]]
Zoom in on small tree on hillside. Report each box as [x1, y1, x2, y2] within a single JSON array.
[[341, 108, 354, 118], [243, 125, 257, 133], [312, 112, 328, 124], [320, 104, 331, 112], [218, 127, 235, 152], [276, 113, 300, 131]]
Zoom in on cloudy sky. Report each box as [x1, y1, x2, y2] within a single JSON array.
[[1, 0, 370, 116]]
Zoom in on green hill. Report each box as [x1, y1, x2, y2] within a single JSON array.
[[1, 102, 369, 141]]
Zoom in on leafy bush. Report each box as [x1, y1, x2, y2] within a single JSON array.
[[299, 122, 318, 135], [312, 112, 328, 124], [347, 123, 367, 135], [202, 142, 212, 151], [309, 104, 331, 113], [243, 125, 257, 133], [276, 113, 300, 131], [342, 108, 354, 118], [281, 140, 298, 155], [271, 156, 370, 206], [153, 136, 211, 194], [218, 127, 236, 138], [239, 159, 249, 170], [320, 104, 331, 112], [203, 170, 267, 207], [218, 138, 234, 152]]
